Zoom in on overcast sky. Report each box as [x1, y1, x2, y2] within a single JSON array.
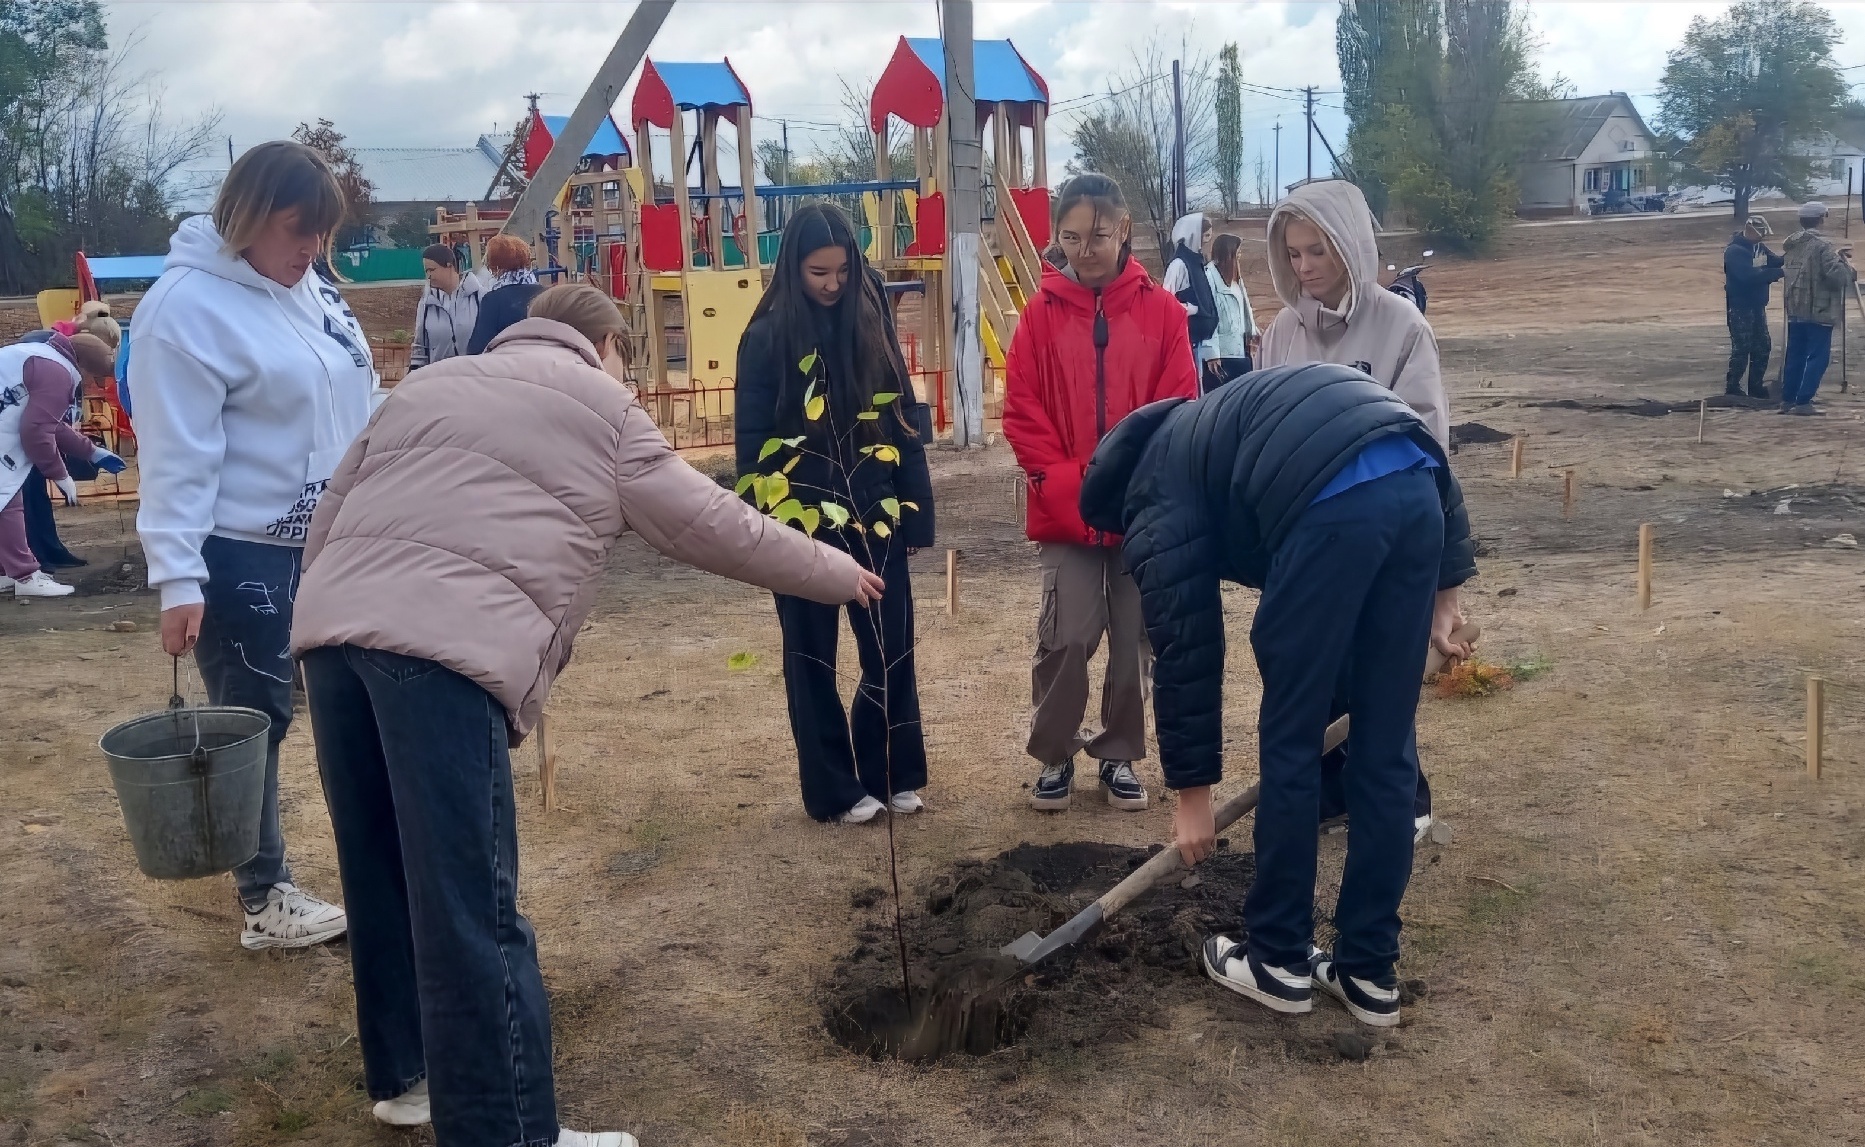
[[106, 0, 1865, 187]]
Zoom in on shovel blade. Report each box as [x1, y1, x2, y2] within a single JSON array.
[[1001, 931, 1044, 961]]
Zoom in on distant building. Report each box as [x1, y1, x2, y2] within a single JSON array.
[[1796, 114, 1865, 199], [1515, 93, 1659, 217]]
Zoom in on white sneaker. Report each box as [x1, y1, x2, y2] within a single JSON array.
[[372, 1079, 429, 1126], [1414, 813, 1434, 844], [837, 795, 885, 825], [240, 883, 348, 950], [888, 790, 924, 814], [13, 571, 74, 598], [556, 1131, 638, 1147]]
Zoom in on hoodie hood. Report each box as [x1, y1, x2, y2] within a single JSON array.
[[1080, 397, 1189, 537], [1170, 212, 1207, 255], [1267, 180, 1380, 322], [165, 214, 287, 293], [1036, 253, 1155, 316], [1784, 228, 1825, 255]]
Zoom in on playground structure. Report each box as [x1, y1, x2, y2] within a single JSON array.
[[869, 36, 1051, 430], [468, 30, 1053, 447]]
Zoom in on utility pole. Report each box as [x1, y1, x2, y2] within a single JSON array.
[[505, 0, 674, 248], [943, 0, 984, 447], [1171, 59, 1187, 219], [1303, 86, 1315, 185], [780, 119, 791, 229], [1273, 118, 1281, 200]]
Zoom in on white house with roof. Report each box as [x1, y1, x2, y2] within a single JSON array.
[[1516, 93, 1659, 216]]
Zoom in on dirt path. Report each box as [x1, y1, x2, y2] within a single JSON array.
[[5, 216, 1865, 1146]]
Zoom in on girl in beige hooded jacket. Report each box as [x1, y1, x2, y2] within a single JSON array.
[[289, 285, 876, 1145], [1259, 179, 1449, 447]]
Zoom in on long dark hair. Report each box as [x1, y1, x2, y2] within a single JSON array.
[[747, 202, 910, 442], [1212, 233, 1243, 284]]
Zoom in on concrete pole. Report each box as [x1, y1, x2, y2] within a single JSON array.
[[504, 0, 674, 248], [942, 1, 984, 446]]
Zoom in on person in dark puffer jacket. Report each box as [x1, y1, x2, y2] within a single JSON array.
[[1080, 361, 1477, 1029]]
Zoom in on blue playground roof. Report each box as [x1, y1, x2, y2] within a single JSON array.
[[539, 115, 630, 158], [904, 38, 1047, 105], [85, 255, 167, 281], [653, 61, 750, 110]]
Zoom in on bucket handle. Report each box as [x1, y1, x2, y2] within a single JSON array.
[[169, 655, 184, 710], [167, 655, 208, 776]]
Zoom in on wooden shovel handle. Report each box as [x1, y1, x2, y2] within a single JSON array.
[[1095, 714, 1351, 919]]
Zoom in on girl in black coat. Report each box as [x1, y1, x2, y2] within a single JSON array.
[[736, 204, 936, 824]]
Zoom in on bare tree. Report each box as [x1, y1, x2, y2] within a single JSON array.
[[1064, 36, 1222, 252]]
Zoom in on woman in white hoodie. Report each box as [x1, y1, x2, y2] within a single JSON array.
[[132, 140, 373, 950]]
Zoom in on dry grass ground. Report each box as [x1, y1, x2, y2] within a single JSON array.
[[4, 214, 1865, 1146]]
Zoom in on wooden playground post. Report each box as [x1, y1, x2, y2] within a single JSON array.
[[1030, 104, 1047, 188], [735, 111, 761, 270], [538, 715, 558, 810], [1509, 435, 1524, 478], [1807, 675, 1826, 779], [700, 112, 725, 265], [1636, 523, 1653, 610], [669, 111, 696, 272], [946, 549, 959, 616], [1563, 468, 1576, 518]]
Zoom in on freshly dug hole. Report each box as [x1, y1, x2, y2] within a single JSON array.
[[822, 841, 1257, 1061]]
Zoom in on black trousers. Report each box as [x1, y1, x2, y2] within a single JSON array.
[[1726, 304, 1771, 395], [23, 455, 98, 567], [773, 544, 926, 820]]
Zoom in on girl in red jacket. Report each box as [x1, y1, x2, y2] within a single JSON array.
[[1002, 173, 1201, 812]]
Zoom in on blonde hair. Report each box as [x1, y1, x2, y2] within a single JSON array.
[[212, 140, 346, 257], [485, 234, 534, 274], [528, 283, 630, 366]]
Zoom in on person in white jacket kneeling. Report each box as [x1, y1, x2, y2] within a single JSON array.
[[131, 140, 375, 950]]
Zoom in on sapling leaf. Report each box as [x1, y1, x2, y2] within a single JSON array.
[[758, 437, 785, 462], [763, 473, 790, 507], [857, 411, 880, 421], [773, 498, 804, 525], [800, 352, 819, 375], [901, 500, 919, 511], [806, 395, 826, 421], [734, 473, 756, 496], [803, 379, 818, 406], [784, 435, 806, 447], [873, 445, 900, 464], [858, 445, 877, 456], [849, 520, 866, 533], [799, 507, 821, 535], [873, 520, 892, 538], [727, 651, 759, 671], [872, 392, 899, 405], [881, 497, 901, 520], [782, 454, 802, 474], [820, 501, 851, 527]]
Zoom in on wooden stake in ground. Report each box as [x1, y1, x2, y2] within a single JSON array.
[[1562, 469, 1576, 518], [1637, 523, 1653, 610], [1510, 435, 1525, 478], [538, 714, 558, 811], [945, 548, 959, 616], [1697, 398, 1707, 445], [1807, 675, 1826, 780]]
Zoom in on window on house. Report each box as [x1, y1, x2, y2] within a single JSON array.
[[1584, 168, 1602, 192]]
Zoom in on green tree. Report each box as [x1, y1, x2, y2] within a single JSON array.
[[1215, 44, 1242, 216], [1657, 0, 1847, 220]]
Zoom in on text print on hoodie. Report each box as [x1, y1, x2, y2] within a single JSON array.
[[1258, 180, 1449, 447], [132, 214, 376, 610]]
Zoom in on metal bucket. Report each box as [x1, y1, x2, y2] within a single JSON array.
[[99, 705, 271, 880]]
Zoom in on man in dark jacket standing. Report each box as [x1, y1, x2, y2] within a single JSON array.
[[1080, 362, 1477, 1028], [1724, 216, 1783, 399]]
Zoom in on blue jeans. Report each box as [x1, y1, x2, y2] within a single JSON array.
[[193, 535, 298, 908], [301, 644, 558, 1147], [1782, 320, 1835, 406], [1245, 469, 1442, 981]]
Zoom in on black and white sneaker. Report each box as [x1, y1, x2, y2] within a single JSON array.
[[1201, 935, 1313, 1015], [1031, 755, 1075, 810], [1309, 947, 1401, 1027], [1098, 759, 1149, 810]]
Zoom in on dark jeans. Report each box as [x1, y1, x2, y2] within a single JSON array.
[[1726, 305, 1772, 395], [1245, 469, 1441, 981], [1782, 320, 1835, 406], [773, 542, 926, 820], [193, 535, 298, 908], [302, 644, 558, 1147], [23, 456, 99, 568]]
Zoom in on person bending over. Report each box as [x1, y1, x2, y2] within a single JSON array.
[[1079, 362, 1477, 1028]]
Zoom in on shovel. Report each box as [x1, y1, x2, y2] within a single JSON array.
[[1000, 622, 1478, 968]]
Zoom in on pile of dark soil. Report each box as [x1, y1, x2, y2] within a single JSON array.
[[1450, 420, 1513, 447], [822, 841, 1258, 1061]]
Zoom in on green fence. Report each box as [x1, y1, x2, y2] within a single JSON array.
[[336, 248, 426, 283]]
